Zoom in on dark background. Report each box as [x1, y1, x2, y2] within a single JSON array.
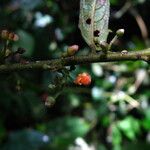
[[0, 0, 150, 150]]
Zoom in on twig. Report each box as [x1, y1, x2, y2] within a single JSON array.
[[113, 1, 132, 19], [129, 7, 149, 45]]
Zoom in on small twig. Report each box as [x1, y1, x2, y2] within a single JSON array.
[[113, 1, 132, 19], [108, 35, 118, 50], [2, 40, 9, 56], [129, 7, 149, 46]]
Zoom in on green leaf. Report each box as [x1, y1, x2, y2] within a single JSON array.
[[117, 117, 140, 140], [112, 124, 122, 145], [142, 108, 150, 130], [79, 0, 110, 50]]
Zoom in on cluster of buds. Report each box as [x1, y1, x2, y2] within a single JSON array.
[[74, 72, 91, 86], [108, 28, 125, 50], [1, 30, 19, 42], [62, 44, 79, 57], [0, 30, 27, 64]]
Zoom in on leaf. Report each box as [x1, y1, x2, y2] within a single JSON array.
[[79, 0, 110, 50], [142, 108, 150, 130], [111, 124, 122, 146], [117, 117, 140, 140]]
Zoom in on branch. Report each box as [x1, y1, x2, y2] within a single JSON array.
[[129, 7, 149, 45], [0, 48, 150, 73]]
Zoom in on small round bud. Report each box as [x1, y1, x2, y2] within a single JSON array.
[[67, 45, 79, 56], [8, 32, 19, 41], [13, 34, 19, 41], [74, 72, 91, 86], [116, 29, 125, 37], [1, 30, 9, 39], [121, 50, 128, 55]]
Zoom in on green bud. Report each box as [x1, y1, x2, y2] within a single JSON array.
[[116, 29, 125, 37], [1, 30, 9, 40]]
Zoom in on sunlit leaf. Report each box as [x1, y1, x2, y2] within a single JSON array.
[[117, 117, 140, 140], [112, 124, 122, 145], [79, 0, 110, 50]]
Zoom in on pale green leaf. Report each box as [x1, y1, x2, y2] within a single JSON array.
[[79, 0, 110, 50]]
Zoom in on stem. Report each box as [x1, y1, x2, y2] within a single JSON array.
[[108, 35, 118, 50], [3, 40, 9, 56]]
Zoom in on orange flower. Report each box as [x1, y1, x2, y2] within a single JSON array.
[[74, 72, 91, 86]]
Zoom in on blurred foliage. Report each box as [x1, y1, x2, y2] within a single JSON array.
[[0, 0, 150, 150]]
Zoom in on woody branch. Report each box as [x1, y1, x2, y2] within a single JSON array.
[[0, 48, 150, 73]]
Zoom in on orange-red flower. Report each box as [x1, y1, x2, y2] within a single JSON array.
[[74, 72, 91, 86]]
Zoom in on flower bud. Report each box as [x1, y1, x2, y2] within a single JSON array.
[[121, 50, 128, 55], [116, 29, 125, 37], [8, 32, 19, 41], [67, 45, 79, 56], [1, 30, 9, 39], [74, 72, 91, 86]]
